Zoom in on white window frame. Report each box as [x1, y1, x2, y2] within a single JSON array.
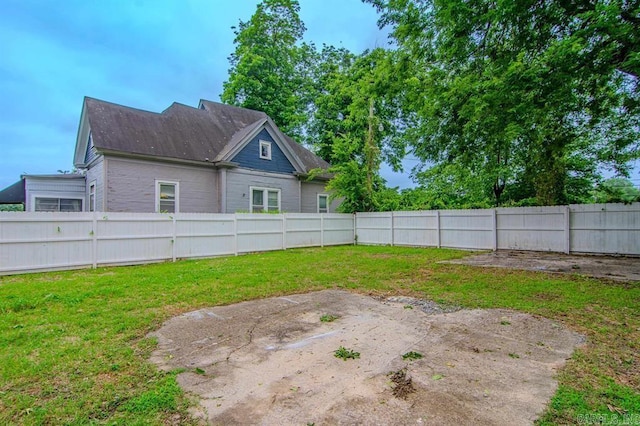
[[317, 193, 329, 213], [259, 140, 272, 160], [32, 196, 84, 212], [250, 186, 281, 213], [89, 180, 96, 212], [155, 180, 179, 213]]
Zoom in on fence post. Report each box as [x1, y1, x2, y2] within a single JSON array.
[[233, 214, 238, 256], [564, 205, 571, 254], [320, 214, 324, 247], [282, 214, 287, 250], [92, 213, 98, 269], [492, 209, 498, 251], [353, 213, 357, 245], [171, 214, 177, 262], [436, 210, 441, 248], [390, 211, 395, 246]]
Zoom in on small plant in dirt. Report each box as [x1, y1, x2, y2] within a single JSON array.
[[402, 351, 423, 361], [320, 314, 339, 323], [334, 346, 360, 360], [508, 352, 520, 359], [388, 369, 416, 399]]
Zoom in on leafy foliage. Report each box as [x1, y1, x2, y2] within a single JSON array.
[[221, 0, 313, 139], [334, 346, 361, 360], [0, 204, 24, 211], [369, 0, 640, 206], [592, 178, 640, 204]]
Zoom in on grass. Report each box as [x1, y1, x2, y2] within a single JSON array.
[[0, 245, 638, 424], [334, 346, 361, 361]]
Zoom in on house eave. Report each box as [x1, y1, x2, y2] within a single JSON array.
[[98, 148, 226, 169]]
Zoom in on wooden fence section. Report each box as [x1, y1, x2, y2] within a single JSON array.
[[355, 203, 640, 255], [0, 212, 355, 275]]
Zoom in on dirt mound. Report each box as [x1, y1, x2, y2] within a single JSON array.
[[148, 290, 584, 425]]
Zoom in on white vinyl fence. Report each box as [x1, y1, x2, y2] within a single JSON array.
[[1, 203, 638, 275], [355, 203, 640, 255], [0, 212, 355, 275]]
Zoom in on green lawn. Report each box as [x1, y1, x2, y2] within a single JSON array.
[[1, 246, 638, 424]]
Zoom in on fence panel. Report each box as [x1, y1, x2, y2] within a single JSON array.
[[392, 211, 439, 247], [174, 214, 236, 258], [285, 214, 322, 248], [570, 203, 640, 255], [355, 212, 392, 245], [236, 214, 284, 253], [323, 214, 355, 246], [96, 213, 173, 265], [439, 209, 494, 250], [497, 206, 566, 252], [0, 212, 93, 273]]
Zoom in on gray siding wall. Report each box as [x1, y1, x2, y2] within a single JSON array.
[[225, 169, 300, 213], [301, 181, 338, 213], [25, 176, 86, 211], [86, 157, 104, 211], [105, 157, 218, 213], [230, 129, 296, 174]]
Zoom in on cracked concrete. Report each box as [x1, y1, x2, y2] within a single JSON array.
[[148, 290, 584, 425]]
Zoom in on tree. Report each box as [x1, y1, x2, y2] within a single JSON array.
[[369, 0, 639, 206], [593, 178, 640, 204], [310, 48, 405, 212], [221, 0, 313, 139]]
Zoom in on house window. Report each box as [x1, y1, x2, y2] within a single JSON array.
[[89, 181, 96, 212], [250, 187, 280, 212], [318, 194, 329, 213], [35, 198, 83, 212], [156, 181, 179, 213], [259, 140, 272, 160]]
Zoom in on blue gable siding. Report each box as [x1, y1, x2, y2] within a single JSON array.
[[230, 129, 296, 174]]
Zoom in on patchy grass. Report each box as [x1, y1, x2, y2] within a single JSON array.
[[402, 351, 424, 361], [319, 314, 339, 323], [0, 245, 638, 424]]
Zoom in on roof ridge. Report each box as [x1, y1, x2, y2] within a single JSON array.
[[199, 99, 268, 116], [84, 96, 162, 116]]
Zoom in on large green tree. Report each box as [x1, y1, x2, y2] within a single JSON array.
[[221, 0, 313, 139], [370, 0, 639, 206], [310, 48, 405, 212]]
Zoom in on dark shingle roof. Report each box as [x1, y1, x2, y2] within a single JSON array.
[[84, 97, 330, 174], [0, 179, 25, 204]]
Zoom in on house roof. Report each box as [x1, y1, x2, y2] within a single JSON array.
[[0, 179, 25, 204], [81, 97, 330, 175]]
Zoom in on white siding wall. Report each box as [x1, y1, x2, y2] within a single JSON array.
[[85, 157, 104, 211], [24, 176, 86, 212], [225, 169, 299, 213], [105, 157, 218, 213], [300, 181, 338, 213]]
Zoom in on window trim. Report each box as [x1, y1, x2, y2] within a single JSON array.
[[259, 140, 272, 160], [250, 186, 281, 213], [317, 193, 329, 213], [32, 196, 84, 212], [155, 180, 179, 213], [89, 180, 96, 212]]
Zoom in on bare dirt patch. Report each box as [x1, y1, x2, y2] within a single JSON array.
[[444, 250, 640, 282], [148, 290, 584, 425]]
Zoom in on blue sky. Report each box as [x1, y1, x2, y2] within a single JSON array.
[[0, 0, 414, 190]]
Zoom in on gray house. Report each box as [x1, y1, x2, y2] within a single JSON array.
[[0, 97, 337, 213]]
